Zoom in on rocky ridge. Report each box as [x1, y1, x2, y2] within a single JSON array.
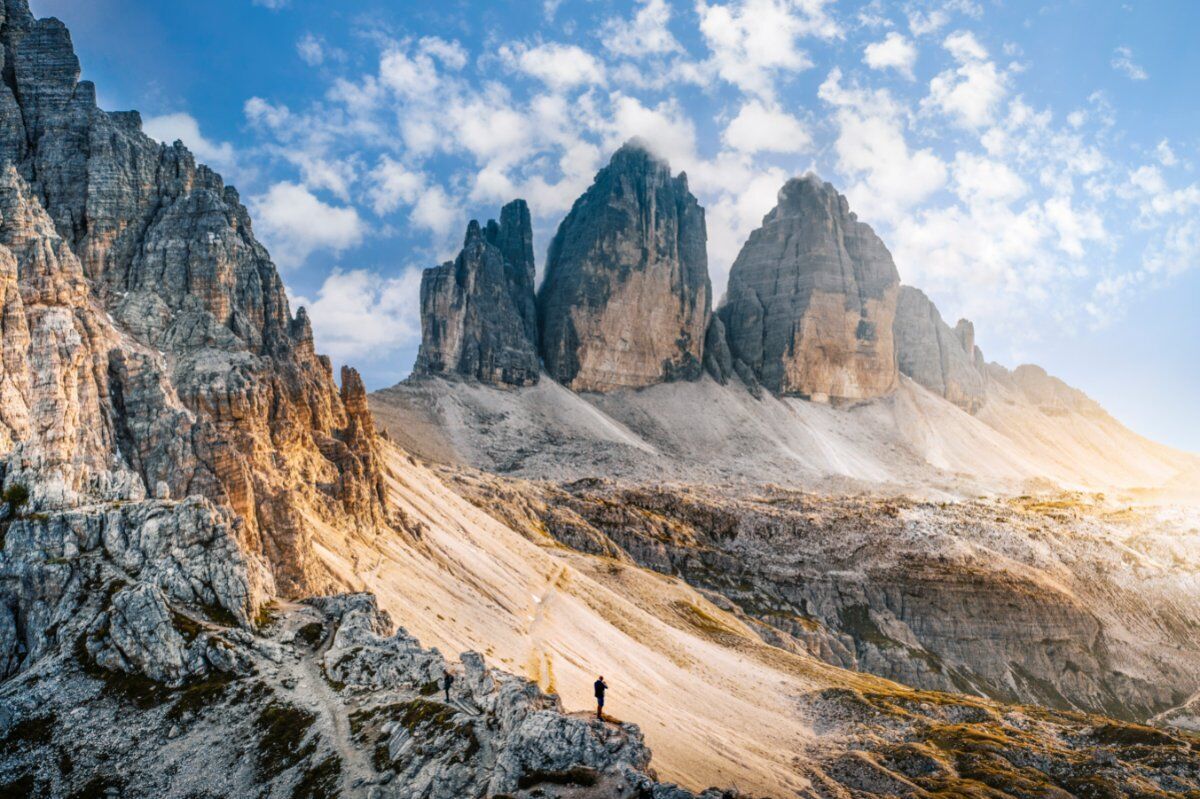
[[413, 201, 540, 387], [718, 175, 901, 402], [537, 141, 711, 392], [0, 0, 393, 692]]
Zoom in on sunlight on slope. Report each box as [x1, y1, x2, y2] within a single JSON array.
[[306, 444, 897, 795]]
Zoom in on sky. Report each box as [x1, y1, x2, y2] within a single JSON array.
[[29, 0, 1200, 453]]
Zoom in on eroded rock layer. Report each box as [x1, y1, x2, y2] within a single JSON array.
[[414, 202, 540, 387], [719, 176, 900, 402], [893, 286, 986, 412], [0, 0, 387, 691], [537, 141, 711, 392]]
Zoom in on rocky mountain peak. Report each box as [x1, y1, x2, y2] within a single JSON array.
[[0, 0, 389, 694], [893, 286, 986, 413], [718, 174, 900, 402], [413, 200, 541, 387], [537, 139, 711, 392]]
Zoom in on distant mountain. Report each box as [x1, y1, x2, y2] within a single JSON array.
[[377, 146, 1198, 494]]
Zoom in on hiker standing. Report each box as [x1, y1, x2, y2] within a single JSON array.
[[594, 675, 608, 719], [442, 669, 454, 702]]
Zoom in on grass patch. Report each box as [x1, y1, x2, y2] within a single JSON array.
[[1090, 722, 1182, 748], [166, 672, 236, 722], [290, 753, 342, 799], [171, 610, 205, 643], [255, 601, 280, 631], [295, 622, 326, 648], [254, 702, 317, 780], [516, 766, 599, 790], [199, 601, 240, 628]]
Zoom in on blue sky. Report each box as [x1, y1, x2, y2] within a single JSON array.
[[30, 0, 1200, 452]]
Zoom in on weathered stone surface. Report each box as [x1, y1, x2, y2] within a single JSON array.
[[720, 175, 899, 402], [893, 286, 986, 413], [413, 202, 540, 387], [538, 141, 711, 392], [0, 0, 386, 606], [702, 315, 734, 385]]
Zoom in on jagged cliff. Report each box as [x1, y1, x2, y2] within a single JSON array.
[[413, 202, 540, 387], [0, 0, 397, 701], [537, 141, 711, 392], [719, 175, 900, 402], [893, 286, 987, 412]]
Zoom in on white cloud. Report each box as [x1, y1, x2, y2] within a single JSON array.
[[818, 68, 947, 222], [1111, 46, 1148, 80], [292, 268, 424, 362], [925, 31, 1006, 128], [252, 0, 289, 8], [721, 100, 812, 154], [368, 156, 425, 216], [410, 184, 461, 238], [604, 94, 698, 161], [602, 0, 682, 58], [952, 152, 1026, 204], [419, 37, 469, 70], [297, 33, 324, 65], [1156, 139, 1178, 166], [143, 112, 238, 177], [1044, 195, 1104, 257], [250, 182, 366, 269], [863, 32, 917, 79], [696, 0, 841, 99], [908, 9, 948, 36], [501, 42, 606, 91]]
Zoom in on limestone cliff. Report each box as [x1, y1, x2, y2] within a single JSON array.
[[893, 286, 986, 412], [537, 141, 710, 392], [0, 0, 387, 691], [719, 175, 899, 402], [413, 202, 540, 387]]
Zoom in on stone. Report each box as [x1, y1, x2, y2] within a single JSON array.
[[892, 286, 986, 413], [0, 0, 386, 610], [537, 140, 711, 392], [719, 175, 899, 402], [413, 202, 541, 387]]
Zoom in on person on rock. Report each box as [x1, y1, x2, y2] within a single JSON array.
[[442, 669, 454, 703], [594, 675, 608, 719]]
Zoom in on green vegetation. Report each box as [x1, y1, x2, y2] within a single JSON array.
[[166, 673, 236, 722], [254, 600, 280, 631], [171, 610, 204, 642], [516, 766, 599, 790], [350, 699, 480, 771], [290, 753, 343, 799], [198, 601, 240, 628], [295, 622, 326, 648], [3, 483, 29, 511], [254, 702, 317, 780]]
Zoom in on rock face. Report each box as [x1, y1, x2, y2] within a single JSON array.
[[0, 0, 387, 689], [719, 176, 900, 402], [413, 202, 540, 387], [892, 286, 986, 412], [0, 593, 718, 798], [537, 141, 710, 393]]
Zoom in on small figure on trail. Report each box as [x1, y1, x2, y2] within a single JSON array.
[[442, 669, 454, 702], [594, 675, 608, 719]]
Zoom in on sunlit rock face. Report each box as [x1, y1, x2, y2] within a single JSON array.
[[537, 140, 711, 393], [414, 201, 541, 387], [0, 0, 386, 618], [719, 176, 900, 403], [893, 286, 987, 413]]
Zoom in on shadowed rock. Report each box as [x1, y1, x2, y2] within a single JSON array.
[[719, 175, 900, 403], [537, 140, 711, 393], [414, 201, 541, 387], [893, 286, 986, 413]]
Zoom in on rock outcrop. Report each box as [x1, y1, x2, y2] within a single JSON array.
[[719, 175, 900, 402], [537, 141, 710, 392], [413, 202, 540, 387], [892, 286, 986, 412], [0, 0, 388, 691]]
